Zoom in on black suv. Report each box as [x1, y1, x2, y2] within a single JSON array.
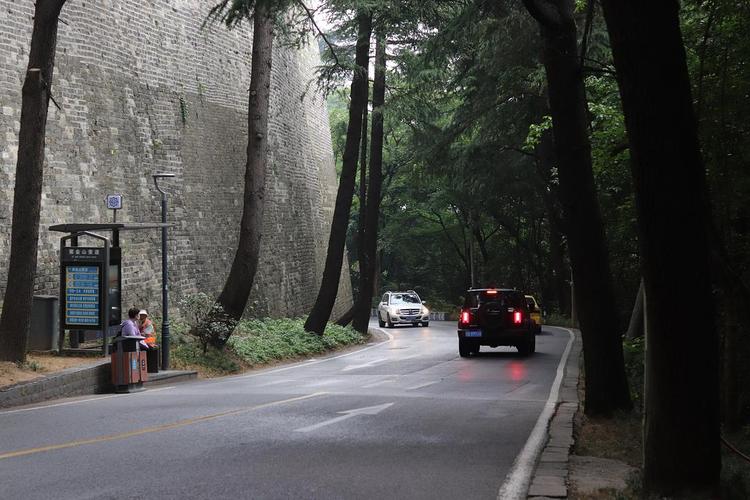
[[457, 288, 536, 357]]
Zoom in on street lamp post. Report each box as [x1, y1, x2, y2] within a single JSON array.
[[153, 172, 176, 370]]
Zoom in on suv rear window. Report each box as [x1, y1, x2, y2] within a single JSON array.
[[465, 290, 525, 309]]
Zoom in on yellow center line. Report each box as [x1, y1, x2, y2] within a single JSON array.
[[0, 392, 327, 461]]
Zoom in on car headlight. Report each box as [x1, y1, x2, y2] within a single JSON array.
[[422, 307, 429, 315]]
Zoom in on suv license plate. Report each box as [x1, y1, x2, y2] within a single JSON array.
[[465, 330, 481, 337]]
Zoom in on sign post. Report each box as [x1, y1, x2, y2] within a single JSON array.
[[106, 194, 122, 223]]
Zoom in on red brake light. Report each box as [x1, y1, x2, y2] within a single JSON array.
[[460, 310, 471, 324], [486, 289, 497, 295], [513, 311, 522, 324]]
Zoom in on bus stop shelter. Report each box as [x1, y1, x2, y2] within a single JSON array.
[[49, 223, 171, 356]]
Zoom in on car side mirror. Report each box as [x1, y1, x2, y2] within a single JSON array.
[[422, 300, 427, 304]]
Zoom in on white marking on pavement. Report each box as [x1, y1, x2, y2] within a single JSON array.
[[342, 357, 388, 372], [257, 379, 294, 387], [406, 380, 439, 391], [496, 327, 575, 500], [294, 402, 394, 433], [362, 379, 396, 388], [0, 385, 176, 416]]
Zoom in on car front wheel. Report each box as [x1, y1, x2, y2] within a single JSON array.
[[378, 314, 385, 328]]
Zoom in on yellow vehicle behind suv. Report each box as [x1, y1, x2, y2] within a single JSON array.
[[525, 295, 543, 333]]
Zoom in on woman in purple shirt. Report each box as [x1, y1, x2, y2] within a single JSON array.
[[121, 307, 149, 349]]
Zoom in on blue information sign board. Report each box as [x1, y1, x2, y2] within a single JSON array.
[[65, 265, 101, 326]]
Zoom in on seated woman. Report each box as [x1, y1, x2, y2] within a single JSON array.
[[121, 307, 149, 350], [138, 309, 157, 347]]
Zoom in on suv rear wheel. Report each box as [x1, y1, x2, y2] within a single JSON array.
[[459, 339, 471, 357], [459, 339, 479, 357], [518, 336, 536, 356]]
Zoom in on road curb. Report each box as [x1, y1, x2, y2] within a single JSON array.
[[527, 328, 582, 499], [0, 361, 197, 410]]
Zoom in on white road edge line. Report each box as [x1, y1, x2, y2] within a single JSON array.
[[496, 326, 575, 500], [0, 385, 176, 416]]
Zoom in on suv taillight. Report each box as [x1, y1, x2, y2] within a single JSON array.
[[513, 311, 522, 324], [460, 310, 471, 325]]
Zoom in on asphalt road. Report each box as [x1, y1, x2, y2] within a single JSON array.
[[0, 321, 571, 500]]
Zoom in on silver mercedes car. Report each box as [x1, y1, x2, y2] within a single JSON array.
[[377, 290, 430, 328]]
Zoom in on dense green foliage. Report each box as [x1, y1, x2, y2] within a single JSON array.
[[172, 312, 366, 375], [230, 318, 366, 363]]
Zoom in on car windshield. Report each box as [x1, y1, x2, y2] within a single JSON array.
[[390, 294, 420, 305]]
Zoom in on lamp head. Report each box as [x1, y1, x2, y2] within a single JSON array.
[[152, 172, 176, 195]]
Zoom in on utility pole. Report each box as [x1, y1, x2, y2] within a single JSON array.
[[153, 172, 175, 370]]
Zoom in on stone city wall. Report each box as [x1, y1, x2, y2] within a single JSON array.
[[0, 0, 352, 319]]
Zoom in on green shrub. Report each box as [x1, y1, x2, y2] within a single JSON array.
[[229, 318, 365, 366], [171, 342, 241, 376], [178, 293, 236, 352]]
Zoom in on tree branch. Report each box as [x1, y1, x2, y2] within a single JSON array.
[[295, 0, 341, 68]]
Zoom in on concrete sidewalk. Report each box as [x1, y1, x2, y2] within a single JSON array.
[[527, 328, 582, 499]]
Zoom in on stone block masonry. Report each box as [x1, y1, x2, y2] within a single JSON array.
[[0, 1, 353, 320]]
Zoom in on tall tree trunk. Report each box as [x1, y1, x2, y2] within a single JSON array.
[[352, 34, 386, 333], [357, 102, 369, 296], [599, 0, 720, 494], [0, 0, 67, 362], [337, 99, 371, 329], [210, 7, 274, 346], [305, 13, 372, 334], [522, 0, 631, 414]]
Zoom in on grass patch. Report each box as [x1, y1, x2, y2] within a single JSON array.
[[170, 317, 367, 377]]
